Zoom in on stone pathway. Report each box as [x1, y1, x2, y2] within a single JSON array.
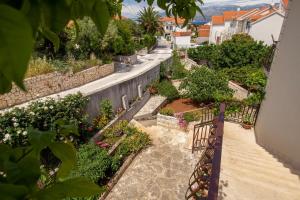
[[134, 95, 167, 120], [106, 125, 197, 200]]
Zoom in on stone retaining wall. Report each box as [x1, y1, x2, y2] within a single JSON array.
[[156, 113, 180, 129], [0, 63, 114, 109], [228, 81, 249, 100]]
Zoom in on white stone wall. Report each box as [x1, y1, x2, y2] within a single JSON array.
[[248, 13, 284, 45], [157, 113, 180, 129], [209, 25, 225, 44], [173, 36, 191, 48]]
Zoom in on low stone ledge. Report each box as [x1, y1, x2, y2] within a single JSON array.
[[157, 113, 180, 129]]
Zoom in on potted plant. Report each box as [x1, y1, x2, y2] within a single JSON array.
[[242, 115, 253, 129]]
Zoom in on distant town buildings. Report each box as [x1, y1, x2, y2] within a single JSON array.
[[209, 0, 288, 45]]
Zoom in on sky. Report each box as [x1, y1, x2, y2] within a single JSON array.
[[122, 0, 280, 18]]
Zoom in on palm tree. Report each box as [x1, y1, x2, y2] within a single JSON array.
[[137, 6, 162, 35]]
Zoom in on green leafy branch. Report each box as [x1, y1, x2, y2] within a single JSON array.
[[0, 0, 203, 94]]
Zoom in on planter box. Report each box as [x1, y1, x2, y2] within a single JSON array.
[[157, 113, 180, 130], [114, 54, 138, 65]]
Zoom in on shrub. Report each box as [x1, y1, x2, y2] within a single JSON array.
[[213, 34, 271, 68], [0, 93, 89, 146], [183, 112, 197, 122], [179, 67, 233, 103], [99, 99, 114, 120], [111, 130, 150, 172], [159, 108, 175, 116], [217, 66, 259, 87], [156, 80, 179, 101], [143, 34, 157, 50], [70, 143, 111, 183], [171, 51, 188, 79], [26, 57, 55, 78], [187, 44, 217, 66], [245, 68, 267, 91]]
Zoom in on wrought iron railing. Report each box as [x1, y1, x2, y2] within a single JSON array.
[[186, 104, 225, 200], [186, 102, 259, 200]]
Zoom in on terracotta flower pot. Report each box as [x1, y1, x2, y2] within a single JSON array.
[[242, 123, 252, 129]]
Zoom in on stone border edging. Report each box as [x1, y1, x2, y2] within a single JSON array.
[[98, 150, 141, 200]]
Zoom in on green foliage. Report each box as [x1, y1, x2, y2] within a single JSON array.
[[137, 6, 161, 35], [243, 114, 252, 125], [187, 44, 217, 65], [0, 0, 203, 94], [244, 92, 265, 105], [245, 68, 267, 91], [159, 108, 175, 116], [156, 80, 180, 101], [143, 34, 157, 50], [171, 51, 188, 79], [159, 62, 168, 80], [188, 34, 271, 69], [180, 67, 233, 103], [183, 112, 197, 122], [70, 143, 111, 183], [0, 93, 88, 146], [213, 34, 271, 68], [0, 128, 101, 200], [99, 99, 114, 120], [111, 130, 151, 172]]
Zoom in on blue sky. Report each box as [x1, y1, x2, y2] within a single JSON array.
[[122, 0, 280, 18]]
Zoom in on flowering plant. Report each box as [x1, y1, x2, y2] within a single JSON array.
[[0, 93, 89, 146]]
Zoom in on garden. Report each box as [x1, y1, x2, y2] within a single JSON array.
[[0, 93, 151, 199], [152, 34, 269, 130]]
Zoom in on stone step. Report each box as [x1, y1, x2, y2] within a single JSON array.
[[221, 162, 300, 191], [222, 159, 300, 183]]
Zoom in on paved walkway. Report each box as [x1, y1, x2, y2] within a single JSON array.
[[106, 124, 197, 200], [134, 95, 167, 120], [219, 122, 300, 200]]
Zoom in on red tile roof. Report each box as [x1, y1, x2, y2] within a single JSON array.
[[223, 10, 249, 21], [212, 16, 225, 25], [198, 25, 210, 37], [198, 29, 210, 37], [160, 17, 185, 24], [172, 31, 192, 37], [282, 0, 289, 8]]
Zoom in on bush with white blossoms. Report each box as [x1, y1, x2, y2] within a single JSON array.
[[0, 93, 89, 146]]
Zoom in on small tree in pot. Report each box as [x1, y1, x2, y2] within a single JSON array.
[[242, 114, 253, 129]]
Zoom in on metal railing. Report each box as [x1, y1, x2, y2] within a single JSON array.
[[186, 102, 259, 200], [186, 104, 225, 200]]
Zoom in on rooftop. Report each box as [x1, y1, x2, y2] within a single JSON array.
[[159, 17, 185, 24]]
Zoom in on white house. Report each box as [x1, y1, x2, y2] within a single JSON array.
[[248, 10, 285, 45], [171, 31, 192, 49], [209, 16, 225, 44], [160, 17, 188, 39], [196, 24, 210, 44]]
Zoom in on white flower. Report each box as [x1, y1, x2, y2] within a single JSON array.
[[49, 106, 54, 110], [49, 170, 55, 176], [54, 168, 59, 172], [17, 130, 22, 135], [74, 44, 80, 49], [22, 131, 28, 136], [29, 111, 35, 116], [13, 122, 19, 127], [70, 136, 74, 142], [60, 137, 64, 141], [12, 117, 17, 122], [40, 165, 45, 169], [3, 134, 11, 142], [44, 107, 48, 111]]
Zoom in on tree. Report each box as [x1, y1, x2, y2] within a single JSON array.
[[212, 34, 271, 68], [137, 6, 162, 35], [179, 67, 233, 103], [0, 0, 203, 94]]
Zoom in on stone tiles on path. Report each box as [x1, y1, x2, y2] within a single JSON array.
[[106, 125, 197, 200]]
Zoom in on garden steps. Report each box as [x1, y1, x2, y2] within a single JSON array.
[[134, 95, 167, 120], [219, 122, 300, 200]]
